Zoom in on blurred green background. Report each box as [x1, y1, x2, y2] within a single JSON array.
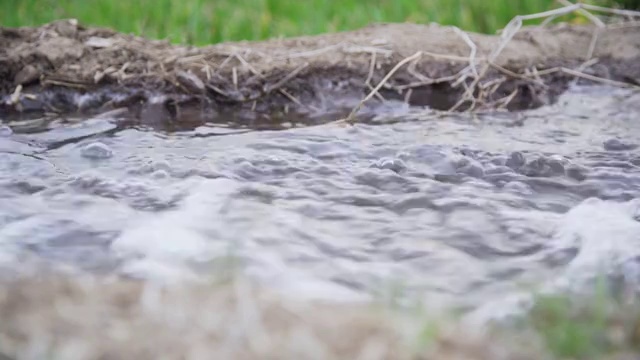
[[2, 0, 637, 45]]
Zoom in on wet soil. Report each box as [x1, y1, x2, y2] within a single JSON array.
[[1, 19, 640, 126]]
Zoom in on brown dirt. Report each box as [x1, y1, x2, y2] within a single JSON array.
[[1, 19, 640, 125], [0, 274, 543, 360]]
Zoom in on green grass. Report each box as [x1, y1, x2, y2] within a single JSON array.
[[524, 282, 640, 359], [371, 276, 640, 359], [0, 0, 621, 46]]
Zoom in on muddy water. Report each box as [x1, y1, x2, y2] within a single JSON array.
[[1, 85, 639, 315]]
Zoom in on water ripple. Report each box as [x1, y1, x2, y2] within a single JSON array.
[[1, 85, 640, 311]]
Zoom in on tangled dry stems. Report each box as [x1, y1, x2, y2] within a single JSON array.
[[338, 0, 640, 123]]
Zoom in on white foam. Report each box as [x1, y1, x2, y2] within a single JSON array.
[[466, 197, 640, 325], [110, 177, 371, 301], [0, 125, 12, 137], [113, 220, 211, 261], [111, 178, 243, 276], [550, 197, 640, 290], [81, 141, 113, 159], [120, 258, 200, 283]]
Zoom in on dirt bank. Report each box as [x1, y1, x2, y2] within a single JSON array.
[[0, 274, 542, 360], [1, 18, 640, 126]]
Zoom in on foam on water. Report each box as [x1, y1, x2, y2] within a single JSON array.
[[466, 196, 640, 325], [1, 85, 639, 316], [552, 198, 640, 285]]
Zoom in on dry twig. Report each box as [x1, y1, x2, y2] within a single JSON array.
[[339, 51, 423, 123]]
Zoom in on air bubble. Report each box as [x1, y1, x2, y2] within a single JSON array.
[[81, 141, 113, 159]]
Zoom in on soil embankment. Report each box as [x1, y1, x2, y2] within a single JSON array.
[[1, 19, 640, 124]]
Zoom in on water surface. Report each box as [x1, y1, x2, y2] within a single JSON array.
[[1, 84, 639, 314]]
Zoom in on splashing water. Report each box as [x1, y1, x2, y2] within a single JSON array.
[[1, 84, 639, 317]]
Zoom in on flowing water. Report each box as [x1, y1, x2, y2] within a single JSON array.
[[1, 84, 639, 319]]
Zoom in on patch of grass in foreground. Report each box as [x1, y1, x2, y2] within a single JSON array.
[[374, 279, 640, 359], [370, 274, 640, 359], [524, 282, 640, 359], [0, 0, 618, 45]]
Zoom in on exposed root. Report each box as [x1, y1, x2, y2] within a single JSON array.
[[265, 62, 309, 94], [340, 0, 640, 122], [451, 26, 480, 86], [449, 1, 640, 112], [340, 51, 423, 124], [560, 67, 640, 89], [365, 51, 385, 102]]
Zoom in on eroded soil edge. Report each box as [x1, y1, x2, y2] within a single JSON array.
[[1, 19, 640, 126]]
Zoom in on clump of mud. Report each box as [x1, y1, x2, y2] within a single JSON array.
[[1, 17, 640, 127]]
